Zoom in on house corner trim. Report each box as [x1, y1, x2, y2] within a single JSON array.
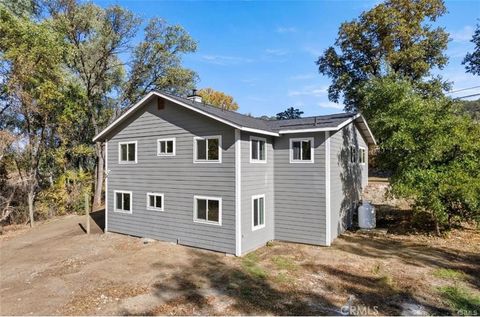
[[105, 140, 109, 233], [235, 129, 242, 256], [325, 131, 331, 246]]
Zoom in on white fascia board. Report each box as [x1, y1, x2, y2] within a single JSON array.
[[93, 91, 277, 142], [278, 127, 337, 134], [335, 113, 360, 130], [93, 92, 157, 142], [241, 127, 279, 137], [358, 114, 377, 145]]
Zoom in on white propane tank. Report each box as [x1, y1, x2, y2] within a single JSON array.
[[358, 201, 376, 229]]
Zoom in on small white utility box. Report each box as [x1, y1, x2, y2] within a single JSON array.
[[358, 201, 376, 229]]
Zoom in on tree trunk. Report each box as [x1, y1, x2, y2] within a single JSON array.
[[27, 189, 35, 228], [434, 219, 441, 236], [93, 141, 104, 209]]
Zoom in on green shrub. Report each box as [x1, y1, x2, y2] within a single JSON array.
[[438, 286, 480, 314]]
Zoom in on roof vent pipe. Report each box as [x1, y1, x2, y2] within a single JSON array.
[[314, 116, 318, 126], [187, 89, 202, 103]]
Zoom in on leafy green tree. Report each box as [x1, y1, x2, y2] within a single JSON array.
[[197, 88, 239, 111], [123, 18, 197, 104], [0, 7, 67, 226], [50, 0, 139, 207], [359, 77, 480, 233], [1, 0, 38, 17], [457, 98, 480, 121], [463, 23, 480, 76], [50, 0, 198, 207], [276, 107, 304, 120], [317, 0, 449, 111]]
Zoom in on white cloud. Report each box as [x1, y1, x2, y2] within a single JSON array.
[[318, 101, 343, 110], [288, 85, 328, 97], [450, 26, 474, 43], [290, 73, 316, 80], [303, 45, 324, 57], [200, 55, 254, 66], [264, 48, 288, 56], [276, 26, 296, 33]]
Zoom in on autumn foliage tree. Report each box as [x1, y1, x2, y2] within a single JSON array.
[[0, 7, 68, 226], [49, 0, 198, 207], [197, 88, 239, 111], [0, 0, 198, 224]]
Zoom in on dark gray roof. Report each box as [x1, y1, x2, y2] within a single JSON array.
[[162, 92, 357, 133], [265, 113, 356, 131], [163, 92, 274, 132], [94, 90, 374, 144]]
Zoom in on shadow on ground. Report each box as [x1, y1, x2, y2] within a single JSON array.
[[77, 209, 105, 234], [136, 249, 338, 316]]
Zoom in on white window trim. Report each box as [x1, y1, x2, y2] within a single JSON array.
[[193, 135, 222, 163], [193, 195, 222, 226], [146, 192, 164, 211], [359, 146, 366, 165], [289, 137, 314, 163], [118, 141, 138, 164], [157, 138, 176, 157], [113, 190, 133, 214], [249, 136, 267, 163], [251, 194, 266, 231]]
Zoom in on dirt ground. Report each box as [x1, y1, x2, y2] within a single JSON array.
[[1, 182, 479, 316]]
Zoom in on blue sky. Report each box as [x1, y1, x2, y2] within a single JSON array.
[[97, 0, 480, 117]]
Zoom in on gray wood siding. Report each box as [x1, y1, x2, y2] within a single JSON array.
[[106, 98, 236, 254], [240, 132, 275, 254], [329, 122, 368, 241], [273, 133, 327, 245]]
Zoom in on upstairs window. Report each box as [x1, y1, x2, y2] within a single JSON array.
[[157, 138, 175, 156], [350, 146, 366, 164], [252, 194, 265, 230], [350, 146, 357, 163], [194, 196, 222, 225], [146, 193, 164, 211], [359, 147, 366, 164], [119, 141, 137, 164], [250, 136, 266, 163], [114, 191, 132, 213], [194, 136, 221, 163], [290, 138, 314, 163]]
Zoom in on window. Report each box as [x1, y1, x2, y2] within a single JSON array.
[[194, 196, 222, 225], [252, 194, 265, 230], [119, 141, 137, 164], [146, 193, 164, 211], [290, 138, 314, 163], [114, 191, 132, 213], [350, 146, 357, 163], [359, 147, 366, 164], [250, 136, 266, 163], [157, 138, 175, 156], [194, 136, 221, 163]]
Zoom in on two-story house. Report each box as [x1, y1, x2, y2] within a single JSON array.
[[93, 91, 375, 256]]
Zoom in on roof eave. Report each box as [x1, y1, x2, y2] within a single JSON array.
[[93, 91, 278, 142]]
